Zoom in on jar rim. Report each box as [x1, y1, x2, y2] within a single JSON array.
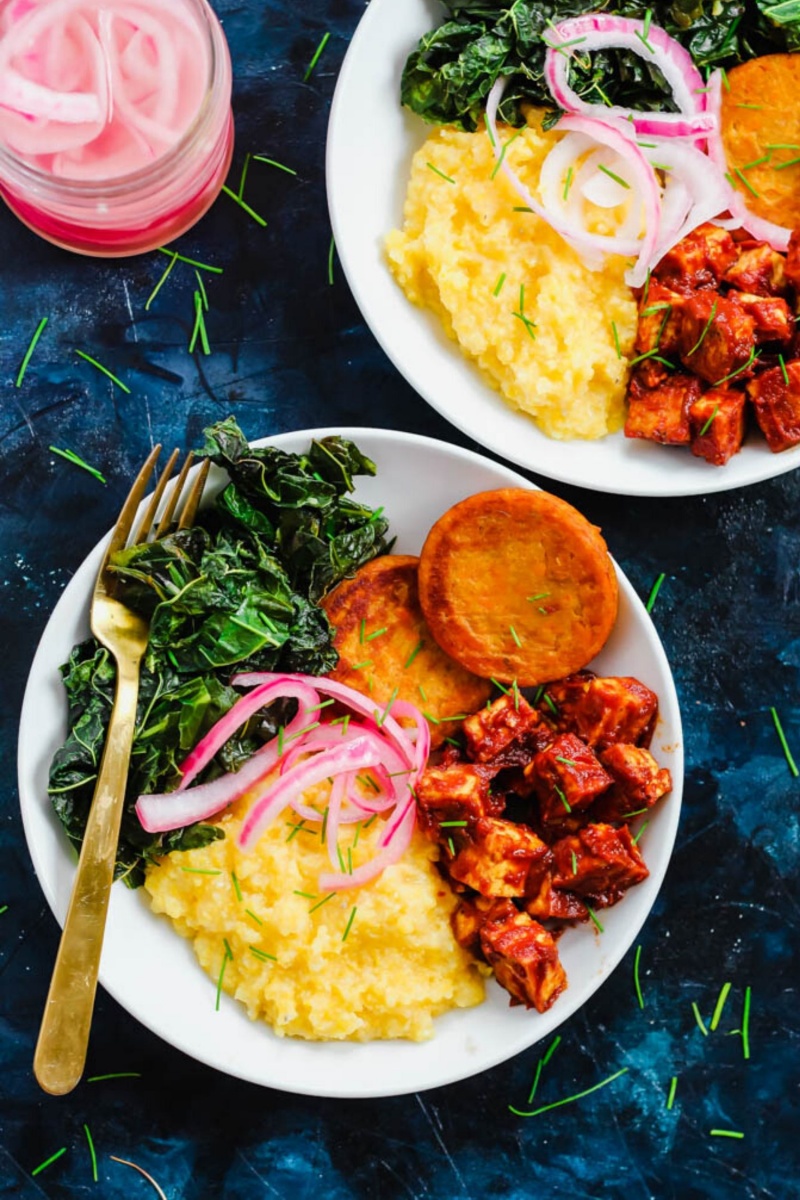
[[0, 0, 227, 197]]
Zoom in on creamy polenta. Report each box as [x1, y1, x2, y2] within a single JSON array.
[[145, 792, 486, 1041], [386, 118, 638, 440]]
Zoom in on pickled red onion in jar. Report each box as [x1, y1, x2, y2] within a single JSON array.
[[0, 0, 212, 177]]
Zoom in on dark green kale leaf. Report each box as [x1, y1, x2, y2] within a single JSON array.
[[401, 0, 799, 131], [48, 420, 390, 886]]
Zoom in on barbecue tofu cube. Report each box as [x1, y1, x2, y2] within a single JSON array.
[[552, 824, 649, 899], [451, 896, 516, 955], [724, 243, 788, 296], [653, 223, 739, 293], [528, 733, 612, 826], [463, 692, 553, 765], [625, 372, 701, 444], [678, 292, 756, 384], [447, 817, 552, 897], [730, 293, 794, 345], [542, 674, 659, 749], [415, 763, 503, 841], [747, 361, 800, 452], [634, 283, 685, 358], [591, 744, 672, 823], [784, 229, 800, 291], [480, 908, 567, 1011], [525, 868, 588, 921], [689, 388, 747, 466]]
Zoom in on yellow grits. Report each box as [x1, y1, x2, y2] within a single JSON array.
[[386, 117, 638, 440], [144, 791, 486, 1041]]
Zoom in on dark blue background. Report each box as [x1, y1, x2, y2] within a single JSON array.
[[1, 2, 798, 1196]]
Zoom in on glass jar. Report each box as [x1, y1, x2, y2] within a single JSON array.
[[0, 0, 234, 256]]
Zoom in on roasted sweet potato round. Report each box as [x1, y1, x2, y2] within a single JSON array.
[[321, 554, 491, 746], [721, 55, 800, 229], [417, 489, 618, 686]]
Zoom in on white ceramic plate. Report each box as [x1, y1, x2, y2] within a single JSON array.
[[18, 428, 683, 1097], [326, 0, 800, 498]]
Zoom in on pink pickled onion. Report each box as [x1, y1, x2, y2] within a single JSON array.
[[543, 14, 712, 139], [705, 69, 791, 253]]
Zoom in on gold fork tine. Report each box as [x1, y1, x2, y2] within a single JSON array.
[[177, 458, 210, 530], [155, 451, 195, 538], [104, 444, 162, 561], [133, 447, 180, 543]]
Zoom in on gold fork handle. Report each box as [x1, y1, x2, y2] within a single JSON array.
[[34, 656, 143, 1096]]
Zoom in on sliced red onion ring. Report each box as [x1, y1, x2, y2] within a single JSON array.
[[0, 67, 102, 123], [705, 69, 790, 253], [544, 15, 713, 139], [318, 798, 417, 893]]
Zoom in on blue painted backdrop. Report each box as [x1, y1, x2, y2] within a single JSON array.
[[1, 2, 798, 1196]]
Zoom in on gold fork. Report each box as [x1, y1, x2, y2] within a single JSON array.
[[33, 446, 210, 1096]]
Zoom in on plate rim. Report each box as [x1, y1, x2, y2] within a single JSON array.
[[18, 425, 684, 1097]]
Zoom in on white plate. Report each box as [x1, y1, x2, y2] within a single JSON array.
[[18, 428, 683, 1097], [326, 0, 800, 498]]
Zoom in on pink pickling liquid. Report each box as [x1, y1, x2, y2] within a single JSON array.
[[0, 0, 233, 254]]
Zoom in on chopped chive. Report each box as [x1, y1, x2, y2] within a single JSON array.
[[611, 320, 622, 359], [352, 822, 361, 850], [621, 807, 649, 818], [444, 737, 461, 748], [699, 404, 720, 437], [245, 909, 263, 926], [440, 820, 469, 828], [221, 184, 267, 226], [306, 699, 335, 714], [686, 300, 718, 357], [447, 837, 457, 857], [15, 315, 49, 387], [195, 270, 209, 312], [509, 624, 522, 647], [645, 572, 666, 614], [554, 784, 571, 813], [509, 1066, 628, 1118], [31, 1147, 67, 1176], [714, 348, 758, 388], [770, 707, 799, 776], [309, 892, 335, 913], [710, 981, 732, 1031], [628, 349, 676, 369], [742, 986, 751, 1060], [775, 156, 800, 168], [563, 165, 574, 200], [157, 247, 223, 273], [109, 1157, 168, 1199], [555, 756, 578, 767], [328, 234, 336, 285], [544, 693, 558, 716], [347, 846, 353, 874], [527, 592, 551, 601], [541, 1034, 561, 1067], [666, 1076, 678, 1109], [483, 111, 496, 146], [293, 890, 316, 899], [765, 143, 800, 150], [404, 639, 425, 668], [571, 850, 578, 875], [304, 30, 330, 81], [336, 844, 346, 873], [86, 1072, 142, 1082], [215, 946, 231, 1011], [597, 163, 631, 189], [359, 618, 366, 644], [634, 943, 644, 1009], [734, 102, 762, 109], [83, 1124, 98, 1183], [342, 905, 357, 941], [223, 937, 233, 960], [641, 301, 671, 316], [365, 626, 388, 641], [253, 155, 297, 175], [427, 161, 456, 184], [320, 807, 329, 844], [351, 659, 373, 670], [586, 905, 604, 933], [691, 1001, 709, 1036], [250, 945, 277, 962], [491, 676, 510, 695], [527, 1059, 544, 1104], [237, 151, 252, 200], [438, 713, 470, 722], [732, 166, 760, 199], [512, 309, 537, 340], [49, 446, 106, 484], [145, 251, 178, 309], [378, 687, 398, 726], [363, 813, 378, 829], [189, 290, 211, 355], [421, 710, 441, 724], [634, 28, 655, 53], [633, 820, 648, 844], [74, 349, 130, 393], [710, 1129, 744, 1139], [721, 67, 730, 91], [512, 679, 520, 711], [180, 867, 222, 876], [491, 130, 522, 180], [779, 354, 790, 385], [277, 725, 285, 756], [643, 7, 653, 36], [741, 154, 771, 170], [493, 271, 507, 296]]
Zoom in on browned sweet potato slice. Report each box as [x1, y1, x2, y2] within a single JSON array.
[[417, 489, 618, 686], [321, 555, 491, 747], [721, 55, 800, 230]]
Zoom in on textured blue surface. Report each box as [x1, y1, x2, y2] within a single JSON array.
[[1, 2, 799, 1196]]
